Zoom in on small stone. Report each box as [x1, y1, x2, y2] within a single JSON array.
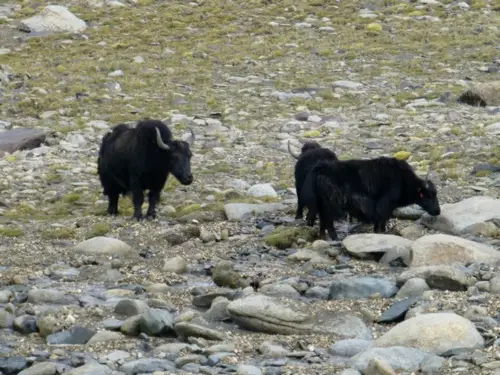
[[163, 256, 188, 274], [114, 299, 149, 317], [236, 364, 262, 375], [247, 183, 277, 198]]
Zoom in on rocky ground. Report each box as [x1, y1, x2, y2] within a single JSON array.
[[1, 0, 500, 374]]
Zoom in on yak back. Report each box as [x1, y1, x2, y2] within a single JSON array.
[[311, 157, 425, 206]]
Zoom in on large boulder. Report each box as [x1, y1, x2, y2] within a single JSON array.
[[19, 5, 87, 34], [410, 234, 500, 267], [0, 128, 46, 156], [420, 196, 500, 237], [373, 312, 484, 355]]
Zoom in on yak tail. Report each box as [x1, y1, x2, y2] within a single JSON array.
[[300, 162, 345, 224], [300, 167, 319, 224], [303, 162, 345, 222]]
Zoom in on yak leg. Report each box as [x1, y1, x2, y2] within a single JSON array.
[[374, 191, 397, 233], [146, 189, 161, 220], [107, 191, 120, 216], [305, 209, 316, 227], [319, 208, 338, 241], [130, 179, 145, 221]]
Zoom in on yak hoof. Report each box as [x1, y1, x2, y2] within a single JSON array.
[[146, 214, 156, 221], [133, 214, 144, 221]]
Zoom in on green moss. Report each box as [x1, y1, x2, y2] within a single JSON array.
[[62, 193, 81, 204], [0, 227, 24, 238], [41, 227, 76, 240], [475, 170, 491, 177], [175, 203, 202, 216], [263, 226, 318, 249], [86, 223, 111, 238]]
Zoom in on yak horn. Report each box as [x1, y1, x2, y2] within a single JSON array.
[[287, 140, 300, 160], [187, 127, 195, 146], [155, 127, 170, 151]]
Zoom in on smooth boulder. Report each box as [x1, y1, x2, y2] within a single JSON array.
[[420, 196, 500, 237], [410, 233, 500, 267], [226, 294, 314, 335], [373, 312, 484, 355]]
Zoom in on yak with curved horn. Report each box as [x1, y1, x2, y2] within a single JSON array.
[[97, 119, 195, 221]]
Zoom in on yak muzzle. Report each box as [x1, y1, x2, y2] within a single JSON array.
[[428, 206, 441, 216], [180, 174, 193, 185]]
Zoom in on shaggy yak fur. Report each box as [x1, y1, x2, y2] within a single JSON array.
[[97, 119, 195, 221], [300, 156, 441, 240], [287, 140, 339, 223]]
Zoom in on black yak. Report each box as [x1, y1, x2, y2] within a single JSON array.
[[287, 140, 339, 223], [300, 157, 441, 240], [97, 119, 195, 221]]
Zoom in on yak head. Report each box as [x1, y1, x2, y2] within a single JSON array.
[[415, 178, 440, 216], [287, 140, 322, 160], [155, 127, 195, 185]]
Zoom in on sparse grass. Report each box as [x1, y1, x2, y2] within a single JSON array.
[[1, 0, 496, 124], [0, 226, 24, 238], [62, 193, 81, 204], [41, 227, 76, 240], [86, 223, 111, 239]]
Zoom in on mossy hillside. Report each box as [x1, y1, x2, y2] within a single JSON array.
[[2, 0, 498, 127]]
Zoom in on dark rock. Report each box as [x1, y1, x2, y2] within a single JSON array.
[[13, 315, 37, 334], [294, 112, 309, 121], [192, 291, 234, 308], [378, 296, 420, 324], [0, 356, 28, 375], [46, 326, 96, 345], [0, 128, 46, 156], [139, 308, 175, 336]]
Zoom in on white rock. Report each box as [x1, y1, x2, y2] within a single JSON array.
[[247, 183, 277, 198], [108, 70, 124, 77], [133, 55, 145, 63], [87, 120, 109, 130], [74, 237, 134, 257], [421, 196, 500, 236], [229, 179, 250, 191], [19, 5, 87, 33], [373, 312, 484, 355], [333, 80, 364, 90], [410, 233, 500, 267], [485, 122, 500, 134]]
